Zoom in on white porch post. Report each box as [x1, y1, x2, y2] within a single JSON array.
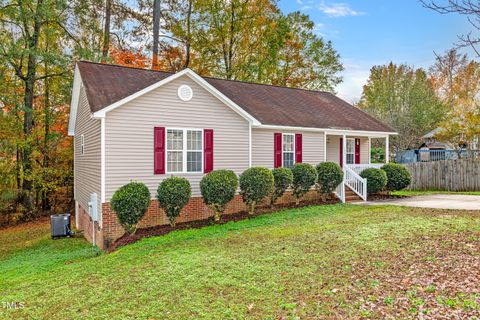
[[323, 132, 327, 162], [368, 137, 371, 164], [342, 134, 347, 168], [385, 135, 389, 163]]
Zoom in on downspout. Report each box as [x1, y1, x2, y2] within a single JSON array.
[[368, 137, 371, 164], [92, 221, 96, 247], [248, 122, 252, 168], [323, 132, 327, 162]]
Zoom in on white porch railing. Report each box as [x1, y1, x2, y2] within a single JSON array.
[[347, 163, 383, 175], [335, 181, 345, 203], [344, 166, 367, 201]]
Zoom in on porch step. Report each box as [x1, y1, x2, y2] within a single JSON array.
[[344, 186, 363, 202]]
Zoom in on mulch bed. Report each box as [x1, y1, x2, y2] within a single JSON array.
[[107, 197, 339, 252], [367, 192, 408, 201]]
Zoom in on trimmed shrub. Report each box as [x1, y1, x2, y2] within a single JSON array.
[[360, 168, 387, 195], [270, 168, 293, 207], [156, 177, 191, 226], [291, 163, 317, 205], [110, 182, 150, 234], [316, 162, 343, 199], [200, 170, 238, 221], [381, 163, 411, 191], [239, 167, 274, 214]]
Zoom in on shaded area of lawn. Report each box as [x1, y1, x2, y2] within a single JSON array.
[[0, 204, 479, 319]]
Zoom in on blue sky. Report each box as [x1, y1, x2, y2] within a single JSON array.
[[278, 0, 475, 102]]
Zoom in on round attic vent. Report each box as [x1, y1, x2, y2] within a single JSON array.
[[177, 85, 193, 101]]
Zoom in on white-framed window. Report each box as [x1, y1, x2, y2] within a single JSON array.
[[282, 133, 295, 168], [166, 128, 203, 173], [346, 138, 355, 164], [80, 134, 85, 156]]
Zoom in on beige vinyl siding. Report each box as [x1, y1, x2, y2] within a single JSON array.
[[74, 85, 102, 217], [359, 137, 369, 164], [252, 129, 325, 168], [104, 76, 249, 198], [326, 135, 341, 164], [326, 135, 371, 165]]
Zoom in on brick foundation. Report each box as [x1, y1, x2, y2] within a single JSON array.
[[76, 203, 104, 247], [85, 189, 325, 249]]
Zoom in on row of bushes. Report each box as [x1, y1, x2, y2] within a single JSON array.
[[360, 163, 411, 194], [111, 162, 344, 233], [111, 162, 411, 234]]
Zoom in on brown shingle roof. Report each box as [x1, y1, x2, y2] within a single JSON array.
[[77, 61, 395, 133]]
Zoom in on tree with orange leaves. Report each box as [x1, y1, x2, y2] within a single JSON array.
[[109, 47, 150, 69]]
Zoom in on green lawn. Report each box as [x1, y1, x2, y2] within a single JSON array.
[[1, 204, 480, 319], [392, 190, 480, 196]]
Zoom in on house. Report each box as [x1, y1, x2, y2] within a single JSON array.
[[395, 128, 480, 163], [420, 128, 454, 151], [421, 127, 479, 151], [68, 61, 396, 248]]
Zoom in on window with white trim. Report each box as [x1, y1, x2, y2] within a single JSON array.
[[167, 128, 203, 173], [80, 134, 85, 156], [282, 134, 295, 168], [346, 138, 355, 164]]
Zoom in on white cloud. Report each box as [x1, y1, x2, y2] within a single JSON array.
[[313, 22, 339, 39], [336, 61, 371, 103], [318, 1, 364, 18], [296, 0, 314, 10]]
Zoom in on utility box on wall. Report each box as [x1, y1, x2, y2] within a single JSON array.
[[88, 193, 98, 222]]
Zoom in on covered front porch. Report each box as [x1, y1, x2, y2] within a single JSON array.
[[324, 132, 392, 202]]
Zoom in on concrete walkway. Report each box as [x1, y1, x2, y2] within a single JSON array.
[[358, 194, 480, 210]]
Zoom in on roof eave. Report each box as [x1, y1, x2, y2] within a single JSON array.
[[253, 124, 397, 136]]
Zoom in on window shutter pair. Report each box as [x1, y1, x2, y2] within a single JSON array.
[[274, 133, 302, 168], [153, 127, 213, 174]]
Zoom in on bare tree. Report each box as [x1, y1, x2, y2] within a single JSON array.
[[421, 0, 480, 57]]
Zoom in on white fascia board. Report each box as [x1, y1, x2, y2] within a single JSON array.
[[253, 124, 397, 137], [67, 65, 82, 136], [92, 68, 261, 126]]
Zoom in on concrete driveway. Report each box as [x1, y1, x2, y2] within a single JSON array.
[[359, 194, 480, 210]]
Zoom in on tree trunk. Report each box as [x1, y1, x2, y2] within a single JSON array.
[[183, 0, 192, 69], [15, 143, 21, 190], [152, 0, 161, 69], [226, 0, 235, 79], [101, 0, 112, 61], [21, 0, 43, 211], [248, 202, 255, 215], [214, 211, 221, 221], [42, 67, 50, 211]]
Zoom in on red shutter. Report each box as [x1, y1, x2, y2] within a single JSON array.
[[154, 127, 165, 174], [355, 138, 361, 164], [339, 138, 343, 168], [204, 129, 214, 173], [295, 134, 302, 163], [274, 133, 282, 168]]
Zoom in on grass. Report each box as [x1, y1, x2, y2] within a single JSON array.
[[392, 190, 480, 196], [1, 204, 479, 319]]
